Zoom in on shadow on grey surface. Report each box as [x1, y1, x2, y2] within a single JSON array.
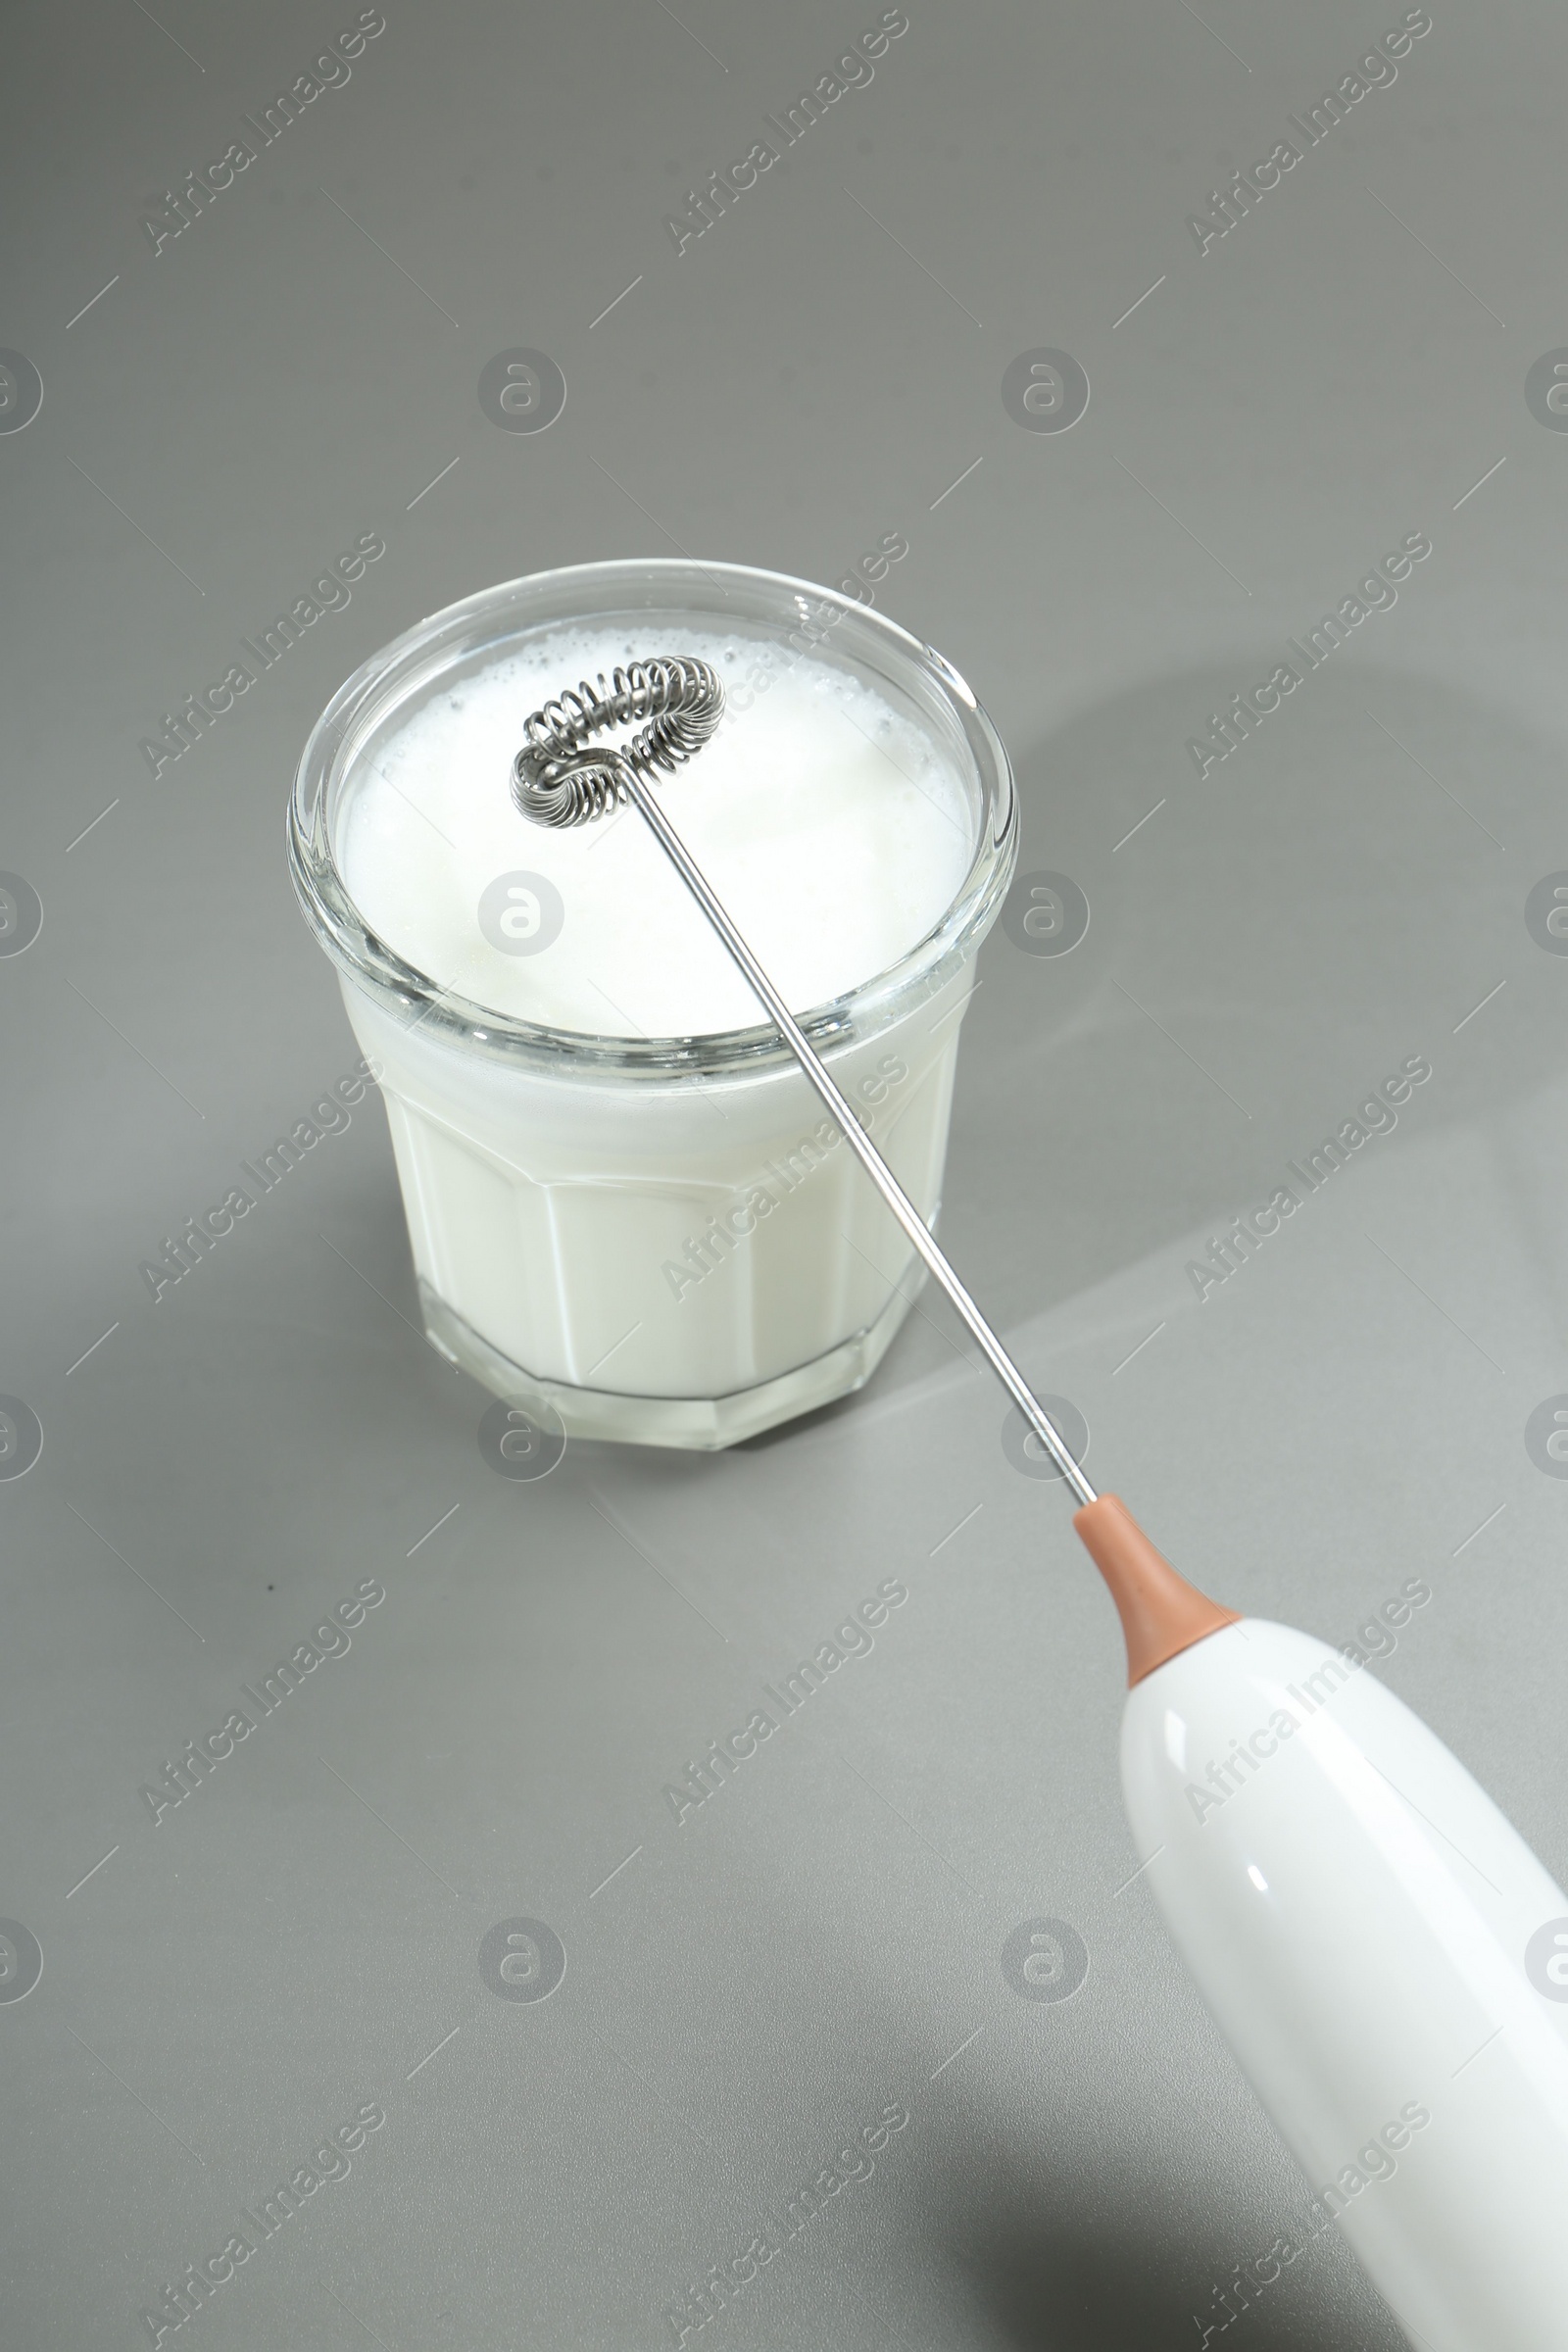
[[913, 2145, 1402, 2352], [912, 656, 1568, 1350]]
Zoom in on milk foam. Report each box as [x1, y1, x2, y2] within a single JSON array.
[[338, 627, 974, 1037]]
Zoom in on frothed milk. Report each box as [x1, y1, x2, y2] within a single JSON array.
[[339, 629, 972, 1037], [294, 568, 1015, 1447]]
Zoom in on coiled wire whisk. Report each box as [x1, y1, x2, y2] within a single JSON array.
[[510, 657, 724, 828]]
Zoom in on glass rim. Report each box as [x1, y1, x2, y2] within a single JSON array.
[[287, 556, 1017, 1079]]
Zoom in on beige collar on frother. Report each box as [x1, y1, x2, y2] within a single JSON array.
[[1073, 1496, 1242, 1686]]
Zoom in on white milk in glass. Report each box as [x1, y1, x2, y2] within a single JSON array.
[[292, 566, 1015, 1446]]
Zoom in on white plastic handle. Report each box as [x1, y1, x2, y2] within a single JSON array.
[[1123, 1619, 1568, 2350]]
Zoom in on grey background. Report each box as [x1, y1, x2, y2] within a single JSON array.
[[3, 1, 1566, 2344]]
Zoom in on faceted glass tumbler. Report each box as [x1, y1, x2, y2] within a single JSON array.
[[289, 559, 1016, 1448]]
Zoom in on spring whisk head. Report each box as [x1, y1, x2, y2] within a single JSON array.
[[511, 656, 725, 827]]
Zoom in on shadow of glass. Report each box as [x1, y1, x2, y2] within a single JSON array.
[[926, 657, 1563, 1341]]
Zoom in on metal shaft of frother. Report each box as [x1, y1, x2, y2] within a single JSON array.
[[510, 656, 1096, 1503], [620, 767, 1098, 1506]]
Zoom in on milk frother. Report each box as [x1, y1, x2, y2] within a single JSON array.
[[513, 652, 1568, 2349]]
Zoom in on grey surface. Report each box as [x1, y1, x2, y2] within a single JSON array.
[[3, 2, 1567, 2345]]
